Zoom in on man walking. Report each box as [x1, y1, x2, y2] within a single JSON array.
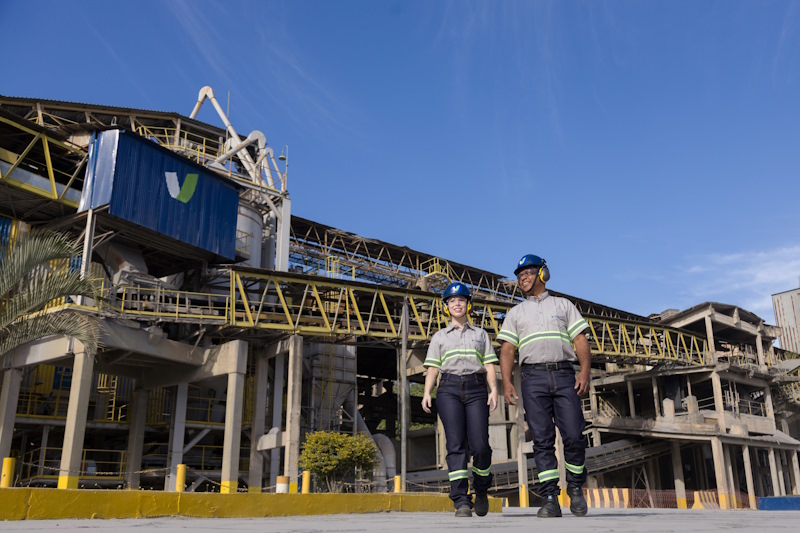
[[498, 254, 590, 517]]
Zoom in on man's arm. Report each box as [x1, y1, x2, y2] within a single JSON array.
[[573, 332, 591, 395], [500, 341, 518, 405]]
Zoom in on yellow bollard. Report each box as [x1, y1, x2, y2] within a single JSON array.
[[519, 483, 529, 508], [1, 457, 15, 488], [394, 475, 402, 493], [301, 470, 311, 494], [176, 464, 186, 492]]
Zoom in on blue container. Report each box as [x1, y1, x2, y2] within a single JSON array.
[[757, 496, 800, 510], [79, 130, 238, 259]]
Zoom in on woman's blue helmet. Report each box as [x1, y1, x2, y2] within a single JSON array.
[[514, 254, 546, 276], [442, 282, 471, 302]]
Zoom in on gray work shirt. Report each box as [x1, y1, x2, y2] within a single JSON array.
[[424, 322, 499, 375], [496, 291, 589, 365]]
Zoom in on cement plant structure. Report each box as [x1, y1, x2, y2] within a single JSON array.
[[1, 90, 799, 509]]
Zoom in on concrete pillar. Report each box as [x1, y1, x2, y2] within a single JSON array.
[[0, 368, 23, 462], [791, 451, 800, 496], [270, 352, 285, 488], [768, 447, 780, 496], [775, 450, 786, 496], [514, 371, 529, 507], [710, 372, 727, 432], [124, 389, 149, 489], [589, 381, 598, 417], [671, 442, 687, 508], [249, 351, 269, 492], [764, 386, 776, 426], [221, 342, 247, 494], [555, 428, 566, 505], [58, 348, 95, 489], [755, 333, 766, 369], [275, 197, 291, 271], [710, 437, 730, 509], [165, 382, 188, 491], [723, 443, 737, 507], [704, 315, 717, 364], [37, 425, 50, 476], [741, 445, 756, 508], [283, 335, 303, 492], [652, 377, 661, 418], [627, 380, 636, 418]]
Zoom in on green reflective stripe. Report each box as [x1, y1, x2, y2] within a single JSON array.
[[568, 320, 589, 336], [538, 469, 560, 482], [441, 349, 482, 361], [472, 465, 491, 477], [449, 470, 469, 481], [565, 462, 584, 474], [423, 359, 441, 368], [519, 332, 571, 349], [497, 330, 518, 345], [483, 354, 499, 364]]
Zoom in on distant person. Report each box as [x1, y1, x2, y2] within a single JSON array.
[[422, 282, 499, 518], [498, 254, 590, 518]]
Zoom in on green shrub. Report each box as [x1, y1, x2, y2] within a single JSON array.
[[298, 431, 378, 492]]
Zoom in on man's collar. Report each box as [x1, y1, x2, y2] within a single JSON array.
[[526, 291, 550, 302]]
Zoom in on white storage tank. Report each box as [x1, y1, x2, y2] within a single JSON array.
[[236, 200, 264, 268]]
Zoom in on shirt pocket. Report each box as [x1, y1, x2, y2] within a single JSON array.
[[548, 314, 568, 333]]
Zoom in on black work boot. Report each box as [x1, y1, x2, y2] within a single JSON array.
[[474, 492, 489, 516], [567, 485, 588, 517], [455, 504, 472, 517], [536, 495, 562, 518]]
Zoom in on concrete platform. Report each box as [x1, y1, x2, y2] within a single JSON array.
[[2, 508, 800, 532]]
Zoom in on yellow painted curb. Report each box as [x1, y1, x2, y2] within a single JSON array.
[[0, 489, 502, 520]]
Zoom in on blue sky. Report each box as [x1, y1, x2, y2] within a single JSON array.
[[2, 1, 799, 325]]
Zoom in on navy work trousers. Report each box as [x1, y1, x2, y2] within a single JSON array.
[[520, 365, 587, 497], [436, 372, 493, 508]]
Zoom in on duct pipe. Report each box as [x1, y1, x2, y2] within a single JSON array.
[[344, 397, 393, 491], [189, 86, 259, 181], [213, 130, 266, 167], [372, 434, 397, 481]]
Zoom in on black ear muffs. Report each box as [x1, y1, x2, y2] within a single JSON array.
[[539, 265, 550, 283]]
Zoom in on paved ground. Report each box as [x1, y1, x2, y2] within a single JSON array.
[[2, 507, 799, 532]]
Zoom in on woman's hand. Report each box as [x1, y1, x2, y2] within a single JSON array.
[[422, 392, 433, 413], [487, 388, 498, 412]]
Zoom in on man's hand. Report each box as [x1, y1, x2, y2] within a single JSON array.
[[504, 382, 519, 405], [574, 369, 590, 396], [421, 392, 433, 414]]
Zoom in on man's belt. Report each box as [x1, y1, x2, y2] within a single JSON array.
[[522, 361, 575, 371]]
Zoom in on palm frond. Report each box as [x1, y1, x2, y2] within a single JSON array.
[[0, 269, 99, 329], [0, 231, 83, 298], [0, 311, 99, 356]]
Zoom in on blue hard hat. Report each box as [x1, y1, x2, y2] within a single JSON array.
[[514, 254, 546, 276], [442, 282, 471, 302]]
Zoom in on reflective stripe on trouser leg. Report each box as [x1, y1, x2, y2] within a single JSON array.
[[520, 367, 560, 496], [551, 368, 587, 488], [437, 377, 472, 508], [464, 380, 492, 495]]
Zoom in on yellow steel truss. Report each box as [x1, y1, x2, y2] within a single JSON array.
[[0, 114, 86, 207]]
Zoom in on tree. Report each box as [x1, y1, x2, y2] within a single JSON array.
[[298, 431, 378, 492], [0, 231, 99, 357]]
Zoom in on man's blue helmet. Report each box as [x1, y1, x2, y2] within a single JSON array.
[[442, 282, 471, 302], [514, 254, 546, 276]]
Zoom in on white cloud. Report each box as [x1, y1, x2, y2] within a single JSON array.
[[681, 245, 800, 322]]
